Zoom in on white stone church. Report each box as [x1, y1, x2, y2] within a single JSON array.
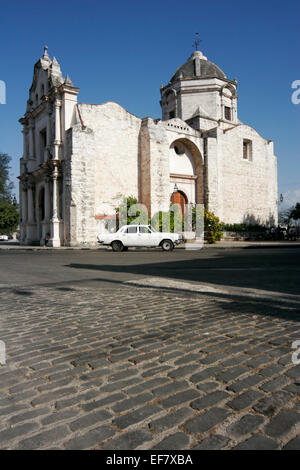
[[19, 46, 278, 246]]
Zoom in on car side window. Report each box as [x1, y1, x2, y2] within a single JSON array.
[[126, 226, 137, 234], [139, 227, 151, 234]]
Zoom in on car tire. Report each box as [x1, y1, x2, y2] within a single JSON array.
[[161, 239, 174, 252], [111, 241, 124, 252]]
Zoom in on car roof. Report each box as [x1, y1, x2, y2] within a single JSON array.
[[121, 225, 150, 228]]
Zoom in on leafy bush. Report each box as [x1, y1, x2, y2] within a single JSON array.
[[192, 207, 223, 244], [151, 206, 184, 233], [204, 209, 223, 244], [221, 223, 266, 232]]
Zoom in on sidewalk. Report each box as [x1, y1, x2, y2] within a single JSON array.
[[0, 240, 300, 250]]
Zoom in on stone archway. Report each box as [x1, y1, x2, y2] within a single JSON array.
[[169, 138, 204, 205]]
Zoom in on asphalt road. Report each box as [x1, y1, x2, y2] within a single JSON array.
[[0, 246, 299, 296]]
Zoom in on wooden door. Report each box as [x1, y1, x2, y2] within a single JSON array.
[[170, 191, 187, 215]]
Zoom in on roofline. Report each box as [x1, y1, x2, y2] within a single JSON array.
[[161, 76, 237, 93], [77, 101, 143, 121]]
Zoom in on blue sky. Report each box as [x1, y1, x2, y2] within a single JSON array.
[[0, 0, 299, 208]]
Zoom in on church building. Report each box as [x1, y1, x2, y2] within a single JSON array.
[[18, 46, 278, 246]]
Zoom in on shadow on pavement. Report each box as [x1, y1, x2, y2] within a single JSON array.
[[65, 247, 300, 296]]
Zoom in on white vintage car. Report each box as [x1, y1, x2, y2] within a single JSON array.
[[0, 234, 8, 241], [97, 225, 183, 251]]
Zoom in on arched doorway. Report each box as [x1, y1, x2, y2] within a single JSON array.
[[170, 190, 188, 215], [169, 138, 204, 207]]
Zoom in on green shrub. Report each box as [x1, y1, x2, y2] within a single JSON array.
[[151, 206, 184, 233], [221, 223, 266, 232], [192, 207, 223, 244], [204, 209, 223, 244]]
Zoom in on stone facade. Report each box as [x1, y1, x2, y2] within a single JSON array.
[[18, 47, 278, 246]]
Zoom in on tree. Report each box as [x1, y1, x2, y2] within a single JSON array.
[[0, 200, 19, 234], [290, 202, 300, 220], [0, 152, 19, 234], [0, 153, 14, 201], [278, 207, 294, 225], [115, 195, 149, 227]]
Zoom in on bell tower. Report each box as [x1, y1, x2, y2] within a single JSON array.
[[160, 50, 238, 131]]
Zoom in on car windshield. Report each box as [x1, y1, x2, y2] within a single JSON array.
[[149, 226, 157, 232]]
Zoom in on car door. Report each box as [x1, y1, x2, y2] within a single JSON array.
[[136, 226, 151, 246], [117, 227, 127, 245], [138, 226, 160, 247], [124, 225, 138, 246]]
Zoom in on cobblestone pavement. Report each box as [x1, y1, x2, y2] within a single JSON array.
[[0, 284, 299, 450]]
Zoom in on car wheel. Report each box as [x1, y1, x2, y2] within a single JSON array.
[[111, 241, 124, 252], [161, 239, 174, 251]]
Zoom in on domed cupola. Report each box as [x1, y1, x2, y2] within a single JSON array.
[[170, 50, 227, 83], [160, 50, 238, 130]]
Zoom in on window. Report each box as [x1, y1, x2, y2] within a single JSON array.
[[243, 139, 252, 161], [126, 226, 137, 234], [224, 106, 231, 121], [139, 226, 151, 234], [40, 129, 47, 160]]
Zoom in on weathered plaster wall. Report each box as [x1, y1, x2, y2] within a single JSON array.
[[64, 123, 96, 245], [220, 124, 278, 225]]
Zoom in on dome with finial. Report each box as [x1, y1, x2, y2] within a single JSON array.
[[170, 50, 227, 83]]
